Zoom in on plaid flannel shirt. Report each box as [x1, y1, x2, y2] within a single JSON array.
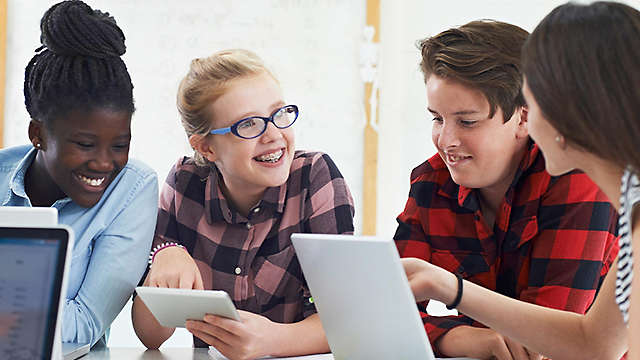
[[394, 143, 619, 356], [154, 151, 354, 347]]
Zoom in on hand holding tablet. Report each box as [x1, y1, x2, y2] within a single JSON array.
[[135, 287, 240, 328]]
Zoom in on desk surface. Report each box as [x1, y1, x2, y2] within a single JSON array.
[[83, 348, 333, 360], [82, 348, 470, 359]]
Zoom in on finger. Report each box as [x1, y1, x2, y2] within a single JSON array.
[[491, 340, 514, 360], [194, 268, 205, 290], [504, 337, 529, 360], [524, 348, 543, 360], [179, 271, 194, 289], [203, 314, 244, 337]]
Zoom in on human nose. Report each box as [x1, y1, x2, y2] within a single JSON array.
[[89, 147, 114, 172], [259, 120, 283, 142], [436, 120, 461, 149]]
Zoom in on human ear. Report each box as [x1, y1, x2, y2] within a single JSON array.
[[514, 106, 529, 139], [28, 120, 46, 150], [189, 134, 217, 162]]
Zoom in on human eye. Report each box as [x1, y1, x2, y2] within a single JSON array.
[[431, 116, 443, 123], [112, 142, 130, 151], [74, 141, 94, 149], [238, 118, 258, 129], [459, 120, 477, 127]]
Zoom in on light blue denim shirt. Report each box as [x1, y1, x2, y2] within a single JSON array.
[[0, 145, 158, 347]]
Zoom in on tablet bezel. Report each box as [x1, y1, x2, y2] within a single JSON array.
[[135, 287, 240, 328]]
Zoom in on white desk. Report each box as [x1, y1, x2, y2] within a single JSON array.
[[83, 348, 330, 359], [82, 348, 470, 359]]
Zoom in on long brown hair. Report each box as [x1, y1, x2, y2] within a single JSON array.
[[522, 1, 640, 172]]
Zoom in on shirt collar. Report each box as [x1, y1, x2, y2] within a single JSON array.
[[205, 164, 287, 224], [4, 147, 74, 208], [7, 147, 37, 202]]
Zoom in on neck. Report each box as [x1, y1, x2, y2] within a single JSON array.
[[219, 178, 265, 217], [479, 142, 528, 214], [24, 151, 65, 207], [578, 155, 623, 210]]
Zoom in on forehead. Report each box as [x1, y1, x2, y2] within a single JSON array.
[[426, 75, 490, 114], [208, 73, 284, 125], [50, 108, 131, 135]]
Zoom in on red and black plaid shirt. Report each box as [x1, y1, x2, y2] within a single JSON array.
[[394, 143, 619, 355], [154, 151, 354, 347]]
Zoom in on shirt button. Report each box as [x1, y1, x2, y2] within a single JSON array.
[[246, 222, 252, 229], [253, 207, 260, 213], [234, 267, 242, 275]]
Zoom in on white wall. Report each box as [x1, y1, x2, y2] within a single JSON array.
[[4, 0, 640, 349]]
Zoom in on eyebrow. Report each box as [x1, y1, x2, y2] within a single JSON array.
[[72, 132, 131, 139], [235, 101, 286, 120], [427, 107, 480, 116]]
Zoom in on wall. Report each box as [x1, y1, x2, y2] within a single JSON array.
[[3, 0, 640, 348]]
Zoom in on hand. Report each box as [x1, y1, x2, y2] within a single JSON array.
[[437, 326, 543, 360], [0, 313, 18, 336], [144, 246, 204, 290], [186, 310, 277, 360], [401, 257, 456, 304]]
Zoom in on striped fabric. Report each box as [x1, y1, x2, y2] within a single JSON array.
[[616, 168, 637, 324], [394, 142, 620, 353], [153, 151, 354, 347]]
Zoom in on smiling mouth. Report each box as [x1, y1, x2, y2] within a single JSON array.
[[76, 174, 106, 187], [445, 153, 472, 163], [254, 149, 284, 163]]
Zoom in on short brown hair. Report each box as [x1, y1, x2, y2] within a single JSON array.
[[176, 49, 274, 166], [419, 20, 529, 122], [523, 1, 640, 172]]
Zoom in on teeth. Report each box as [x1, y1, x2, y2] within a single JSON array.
[[255, 149, 283, 163], [447, 153, 469, 162], [78, 174, 105, 187]]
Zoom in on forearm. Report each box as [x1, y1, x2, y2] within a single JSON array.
[[436, 270, 621, 360], [267, 314, 329, 357], [131, 297, 175, 349]]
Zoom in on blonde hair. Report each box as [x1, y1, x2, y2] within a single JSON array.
[[177, 49, 275, 166]]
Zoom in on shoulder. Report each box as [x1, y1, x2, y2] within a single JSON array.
[[290, 150, 343, 179], [0, 145, 31, 172], [163, 156, 211, 185], [122, 158, 157, 182]]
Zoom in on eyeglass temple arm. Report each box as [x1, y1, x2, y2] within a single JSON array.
[[210, 127, 231, 135]]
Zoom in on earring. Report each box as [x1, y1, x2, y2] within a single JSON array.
[[555, 134, 567, 150], [35, 143, 41, 149]]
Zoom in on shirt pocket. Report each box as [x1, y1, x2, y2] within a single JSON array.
[[430, 249, 490, 278], [252, 245, 304, 312]]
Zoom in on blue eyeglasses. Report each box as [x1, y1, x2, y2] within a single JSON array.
[[209, 104, 299, 139]]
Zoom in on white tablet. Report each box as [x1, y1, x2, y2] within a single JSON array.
[[135, 287, 240, 328]]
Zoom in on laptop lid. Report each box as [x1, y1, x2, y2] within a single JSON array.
[[291, 233, 436, 360], [0, 206, 58, 228], [0, 225, 72, 360]]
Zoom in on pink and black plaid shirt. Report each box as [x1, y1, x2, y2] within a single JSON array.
[[153, 151, 354, 347]]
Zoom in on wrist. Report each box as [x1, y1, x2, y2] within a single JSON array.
[[436, 269, 460, 306], [260, 319, 282, 357], [148, 242, 186, 268]]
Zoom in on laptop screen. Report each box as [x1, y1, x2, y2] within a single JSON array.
[[0, 227, 69, 360]]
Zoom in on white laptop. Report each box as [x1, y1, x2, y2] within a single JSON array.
[[0, 206, 89, 360], [291, 233, 438, 360]]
